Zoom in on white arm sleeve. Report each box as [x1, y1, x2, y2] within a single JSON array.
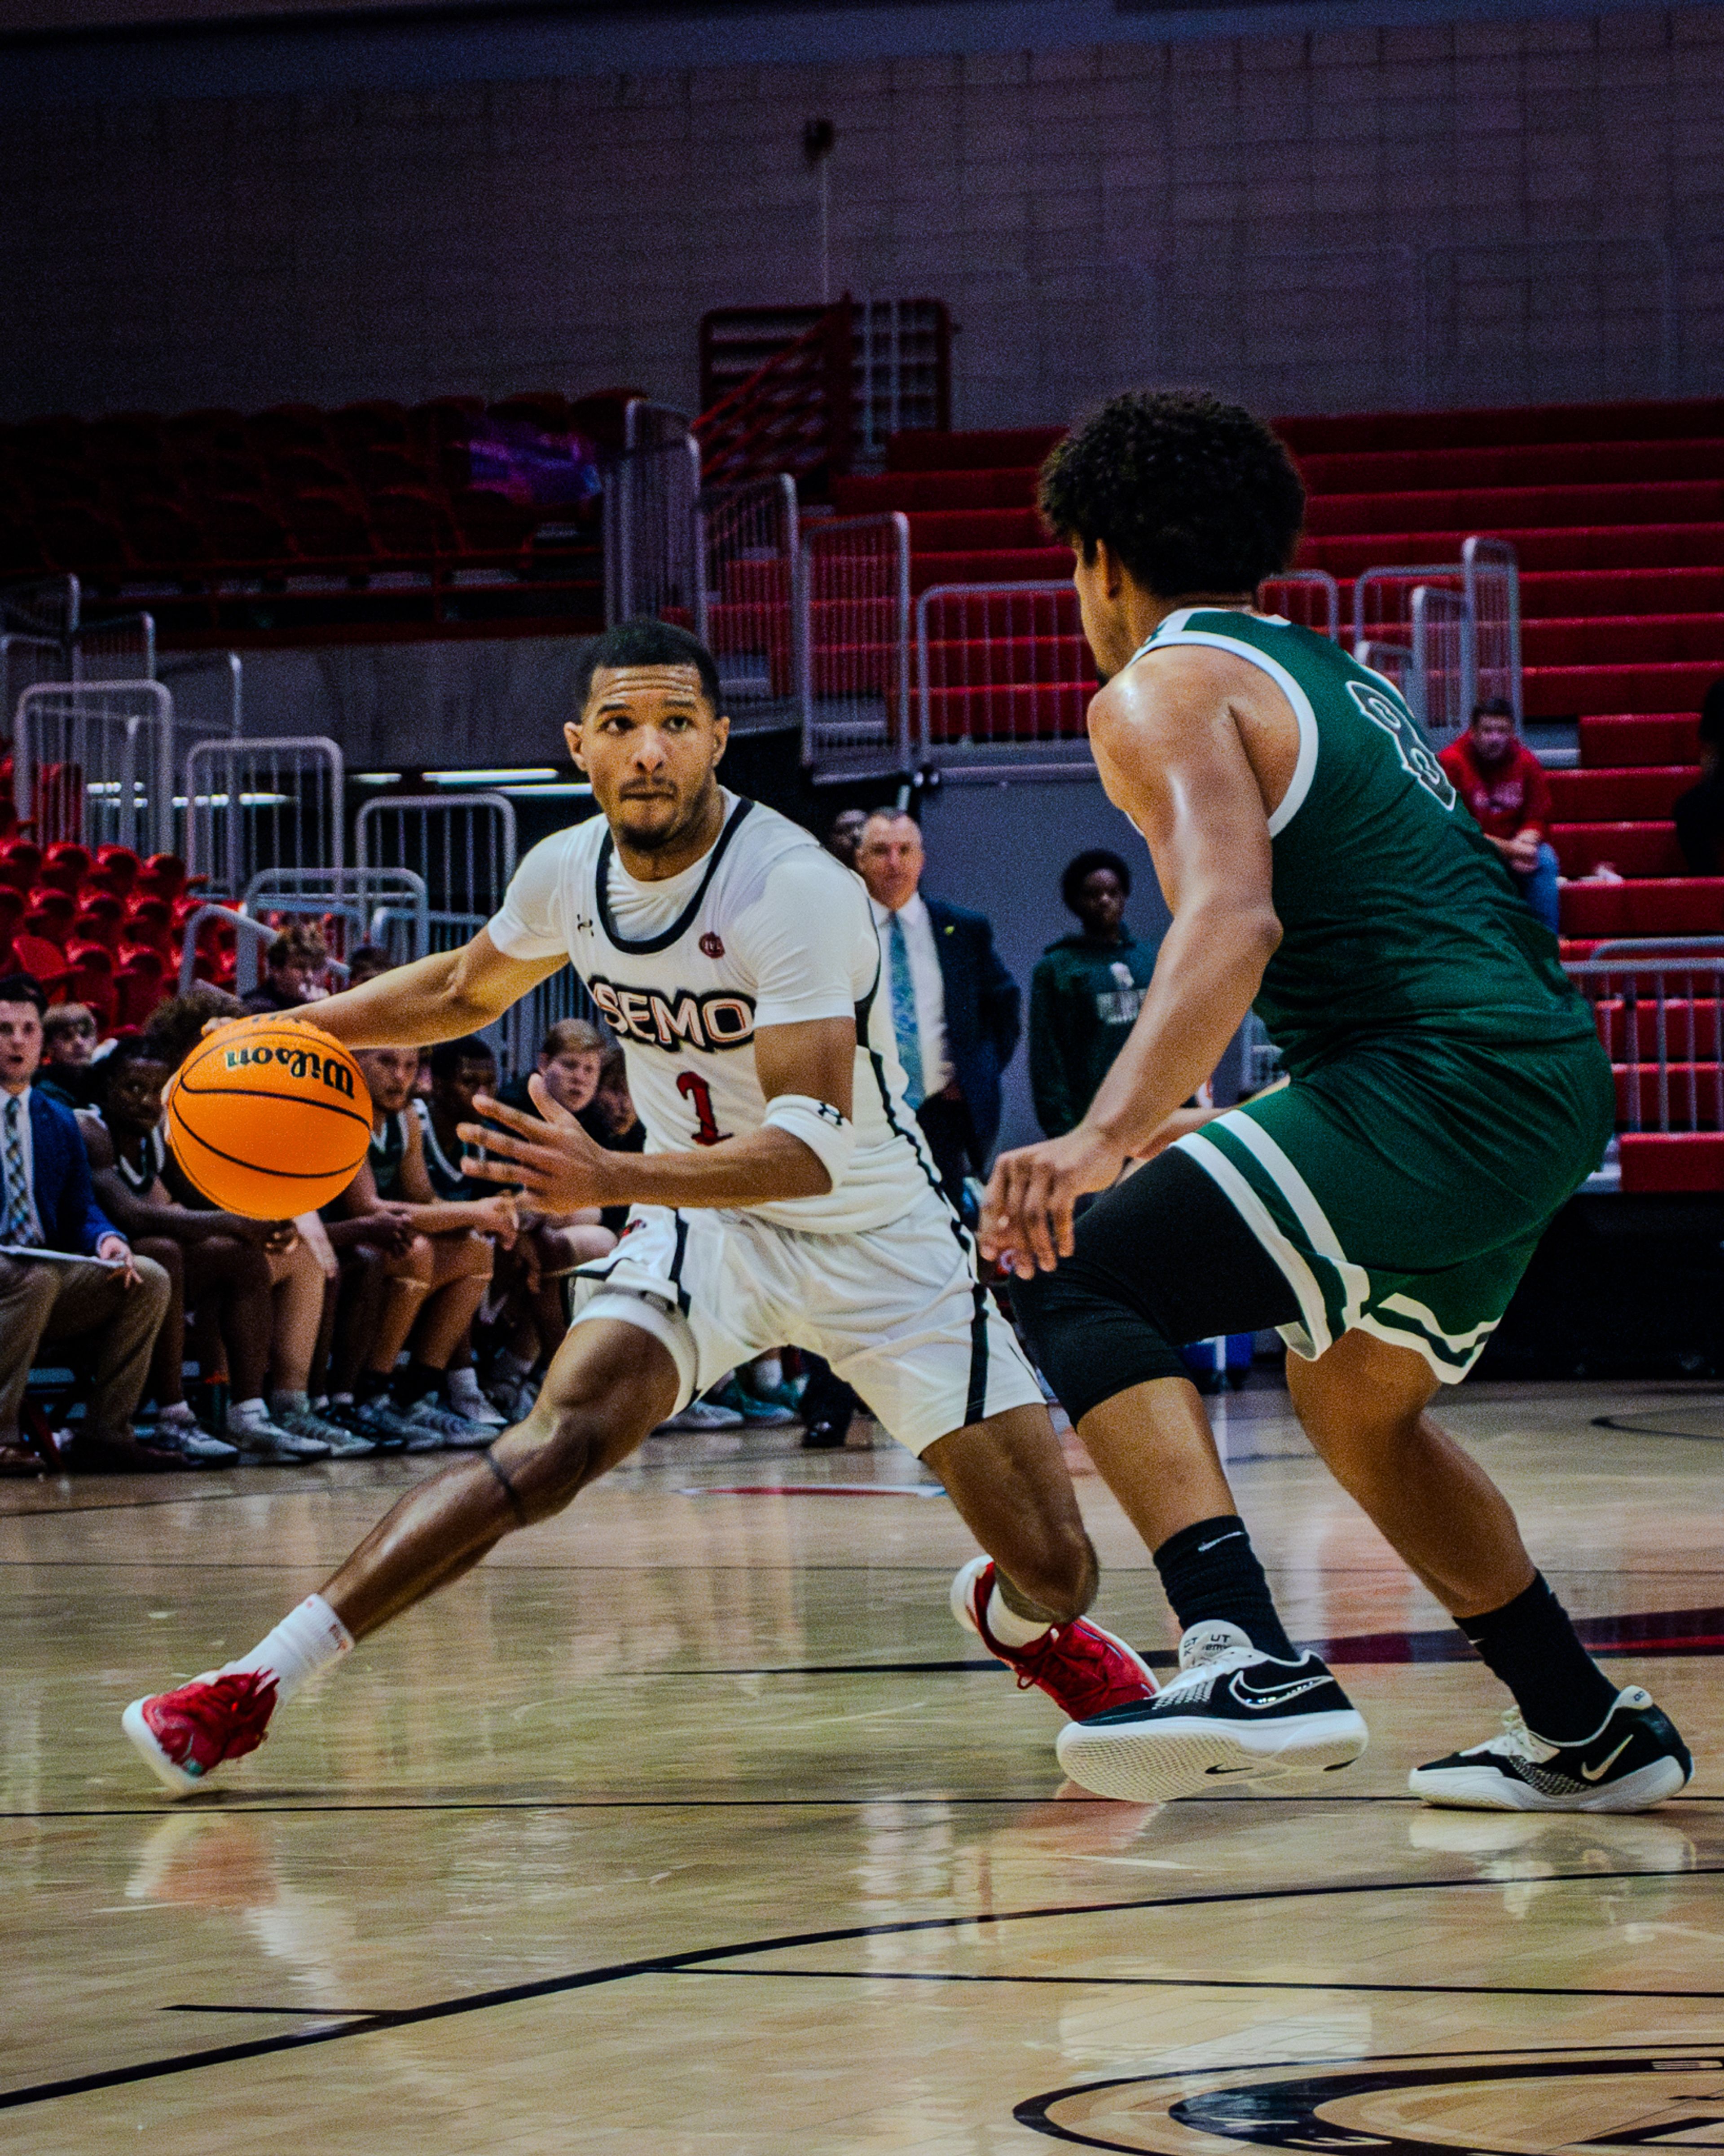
[[735, 851, 874, 1029], [487, 831, 574, 962]]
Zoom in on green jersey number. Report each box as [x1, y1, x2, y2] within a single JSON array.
[[1346, 680, 1457, 811]]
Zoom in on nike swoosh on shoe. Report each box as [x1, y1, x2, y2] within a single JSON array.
[[1580, 1734, 1636, 1782]]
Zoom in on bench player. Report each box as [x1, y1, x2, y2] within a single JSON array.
[[123, 619, 1155, 1794], [981, 390, 1693, 1813]]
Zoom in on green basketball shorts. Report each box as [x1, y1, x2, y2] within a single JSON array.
[[1174, 1032, 1614, 1381]]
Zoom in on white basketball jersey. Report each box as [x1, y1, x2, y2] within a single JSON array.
[[488, 791, 938, 1234]]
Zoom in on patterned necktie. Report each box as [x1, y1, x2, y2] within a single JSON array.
[[887, 912, 926, 1110], [2, 1097, 32, 1245]]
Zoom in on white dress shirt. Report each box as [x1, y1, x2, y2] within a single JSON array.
[[870, 891, 954, 1096], [1, 1085, 44, 1246]]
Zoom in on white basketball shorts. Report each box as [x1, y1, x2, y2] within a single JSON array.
[[567, 1182, 1043, 1457]]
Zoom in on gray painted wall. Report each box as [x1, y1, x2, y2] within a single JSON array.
[[3, 8, 1722, 425], [919, 773, 1178, 1153]]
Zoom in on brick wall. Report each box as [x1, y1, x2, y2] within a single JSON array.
[[4, 7, 1723, 425]]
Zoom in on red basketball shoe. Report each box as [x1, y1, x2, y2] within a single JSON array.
[[123, 1670, 279, 1796], [951, 1556, 1157, 1721]]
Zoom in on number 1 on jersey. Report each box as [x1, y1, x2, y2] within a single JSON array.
[[677, 1070, 726, 1147]]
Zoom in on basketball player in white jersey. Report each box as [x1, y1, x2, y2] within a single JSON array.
[[122, 621, 1157, 1795]]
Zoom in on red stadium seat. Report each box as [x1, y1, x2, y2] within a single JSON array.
[[1619, 1133, 1724, 1192]]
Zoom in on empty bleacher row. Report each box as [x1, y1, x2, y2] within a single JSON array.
[[0, 390, 629, 638], [0, 836, 220, 1029]]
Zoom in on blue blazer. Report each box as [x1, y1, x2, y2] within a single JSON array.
[[925, 895, 1022, 1163], [18, 1089, 118, 1256]]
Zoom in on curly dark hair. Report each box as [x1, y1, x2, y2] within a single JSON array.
[[1038, 391, 1305, 598], [1060, 848, 1133, 913]]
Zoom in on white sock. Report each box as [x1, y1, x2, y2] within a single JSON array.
[[227, 1397, 272, 1435], [987, 1580, 1053, 1648], [223, 1595, 353, 1705], [156, 1402, 196, 1427], [751, 1355, 783, 1394], [269, 1390, 310, 1419], [445, 1367, 486, 1410]]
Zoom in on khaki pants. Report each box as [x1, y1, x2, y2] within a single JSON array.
[[0, 1254, 172, 1443]]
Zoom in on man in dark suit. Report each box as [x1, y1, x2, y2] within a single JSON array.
[[856, 810, 1022, 1212], [0, 976, 176, 1473]]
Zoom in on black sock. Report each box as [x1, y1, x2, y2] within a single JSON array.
[[1460, 1573, 1618, 1743], [1153, 1514, 1298, 1662], [395, 1359, 444, 1407], [356, 1370, 391, 1404]]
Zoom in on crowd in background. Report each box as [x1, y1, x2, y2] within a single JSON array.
[[1, 699, 1586, 1473]]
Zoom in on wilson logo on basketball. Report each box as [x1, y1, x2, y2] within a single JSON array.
[[699, 931, 725, 958], [586, 977, 756, 1052], [223, 1043, 357, 1096]]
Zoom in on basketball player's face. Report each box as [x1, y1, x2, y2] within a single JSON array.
[[567, 665, 729, 860], [108, 1057, 170, 1137]]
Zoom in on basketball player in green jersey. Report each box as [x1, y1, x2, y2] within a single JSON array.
[[984, 391, 1693, 1812]]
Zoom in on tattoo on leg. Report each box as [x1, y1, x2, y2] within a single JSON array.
[[484, 1448, 530, 1528]]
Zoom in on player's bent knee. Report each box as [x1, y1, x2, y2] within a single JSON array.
[[1010, 1266, 1187, 1427], [490, 1403, 612, 1523]]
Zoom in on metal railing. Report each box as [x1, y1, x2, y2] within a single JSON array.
[[1352, 539, 1521, 740], [915, 581, 1094, 766], [1566, 941, 1724, 1135], [695, 475, 800, 732], [1258, 570, 1341, 642], [13, 679, 175, 854], [70, 612, 155, 685], [176, 904, 273, 996], [1464, 536, 1523, 728], [158, 650, 244, 741], [798, 512, 911, 779], [242, 865, 430, 966], [603, 402, 702, 627], [182, 736, 345, 895], [356, 791, 516, 953]]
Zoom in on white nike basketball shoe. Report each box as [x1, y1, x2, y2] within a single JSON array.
[[1408, 1687, 1692, 1812], [1055, 1619, 1368, 1802]]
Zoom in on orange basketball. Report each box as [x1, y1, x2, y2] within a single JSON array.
[[164, 1017, 373, 1219]]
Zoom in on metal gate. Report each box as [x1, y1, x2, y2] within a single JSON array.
[[182, 736, 345, 896], [915, 582, 1093, 766], [242, 865, 430, 966], [1258, 569, 1341, 641], [1464, 536, 1523, 727], [603, 402, 702, 626], [13, 679, 175, 853], [799, 513, 911, 778], [695, 475, 799, 732], [356, 792, 517, 953]]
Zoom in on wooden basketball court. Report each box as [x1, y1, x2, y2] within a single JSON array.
[[2, 1381, 1717, 2153]]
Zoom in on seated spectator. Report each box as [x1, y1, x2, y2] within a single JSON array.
[[579, 1041, 646, 1238], [1436, 700, 1560, 933], [332, 1045, 519, 1447], [78, 1037, 301, 1465], [0, 973, 176, 1475], [144, 984, 245, 1066], [465, 1026, 616, 1419], [135, 1014, 368, 1463], [35, 1003, 104, 1111], [243, 923, 330, 1014], [343, 944, 394, 988], [1675, 679, 1724, 875], [1029, 849, 1160, 1138]]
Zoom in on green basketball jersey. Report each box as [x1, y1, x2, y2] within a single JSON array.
[[1130, 607, 1597, 1078]]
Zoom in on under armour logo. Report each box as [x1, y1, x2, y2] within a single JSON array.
[[700, 932, 725, 958], [815, 1102, 843, 1126], [575, 915, 595, 935]]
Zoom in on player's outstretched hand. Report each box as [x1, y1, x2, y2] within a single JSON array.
[[460, 1080, 614, 1214], [980, 1126, 1125, 1279]]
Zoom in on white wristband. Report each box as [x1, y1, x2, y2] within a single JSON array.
[[761, 1093, 856, 1194]]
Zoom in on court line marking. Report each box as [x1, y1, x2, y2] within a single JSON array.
[[677, 1967, 1724, 2002], [11, 1792, 1724, 1818], [3, 1864, 1719, 2113]]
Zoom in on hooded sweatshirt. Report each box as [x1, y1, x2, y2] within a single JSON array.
[[1029, 928, 1159, 1137]]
